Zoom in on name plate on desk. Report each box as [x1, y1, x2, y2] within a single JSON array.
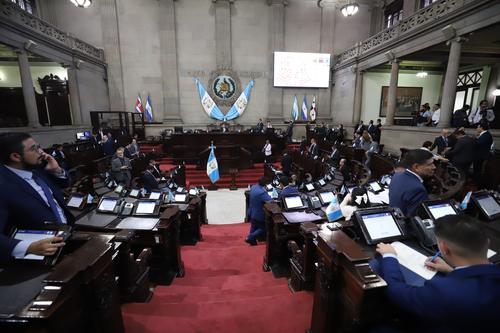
[[283, 211, 323, 224]]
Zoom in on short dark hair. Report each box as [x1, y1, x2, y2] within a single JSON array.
[[258, 176, 268, 187], [480, 99, 488, 105], [0, 132, 32, 165], [478, 120, 489, 131], [435, 215, 489, 258], [402, 149, 433, 168], [279, 176, 289, 186], [422, 141, 433, 149]]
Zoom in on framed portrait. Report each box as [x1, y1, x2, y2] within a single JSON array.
[[379, 86, 422, 118]]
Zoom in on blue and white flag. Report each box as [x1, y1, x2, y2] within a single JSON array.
[[326, 194, 342, 222], [460, 191, 472, 210], [291, 95, 299, 121], [226, 80, 254, 121], [301, 95, 308, 121], [195, 78, 225, 121], [310, 95, 317, 121], [206, 145, 220, 183], [271, 187, 279, 199], [145, 95, 154, 122], [167, 189, 175, 203]]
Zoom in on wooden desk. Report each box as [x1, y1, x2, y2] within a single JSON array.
[[0, 232, 124, 333]]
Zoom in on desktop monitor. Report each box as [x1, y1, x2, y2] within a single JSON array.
[[368, 181, 382, 193], [189, 188, 198, 196], [114, 184, 124, 194], [318, 191, 335, 206], [98, 197, 119, 213], [67, 194, 85, 209], [305, 183, 315, 192], [76, 131, 91, 141], [355, 209, 404, 245], [174, 193, 188, 203], [424, 201, 458, 220], [283, 195, 307, 211], [135, 201, 157, 215], [472, 192, 500, 221], [149, 191, 162, 200], [318, 179, 326, 187], [129, 189, 140, 198]]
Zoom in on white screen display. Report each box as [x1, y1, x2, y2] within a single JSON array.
[[14, 230, 57, 260], [114, 185, 123, 193], [284, 196, 303, 209], [362, 212, 401, 241], [477, 196, 500, 217], [305, 183, 315, 191], [176, 187, 184, 193], [175, 194, 187, 202], [369, 181, 382, 192], [189, 189, 197, 195], [99, 198, 118, 212], [129, 189, 139, 197], [149, 192, 161, 200], [428, 203, 456, 220], [319, 179, 326, 186], [319, 192, 335, 204], [136, 201, 156, 214], [274, 52, 331, 88], [67, 196, 84, 208]]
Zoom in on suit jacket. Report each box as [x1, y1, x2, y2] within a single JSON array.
[[103, 139, 115, 156], [142, 170, 159, 193], [0, 166, 74, 262], [445, 136, 476, 171], [430, 136, 448, 155], [330, 148, 340, 161], [281, 154, 292, 175], [247, 184, 272, 222], [279, 185, 299, 199], [111, 157, 132, 185], [309, 144, 319, 158], [389, 170, 428, 217], [475, 131, 493, 160], [381, 257, 500, 332]]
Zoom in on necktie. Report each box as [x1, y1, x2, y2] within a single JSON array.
[[32, 174, 63, 223]]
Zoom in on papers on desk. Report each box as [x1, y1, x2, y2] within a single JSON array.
[[368, 189, 390, 205], [283, 211, 323, 224], [391, 242, 437, 280]]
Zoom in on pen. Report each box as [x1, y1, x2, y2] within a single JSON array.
[[429, 251, 441, 263]]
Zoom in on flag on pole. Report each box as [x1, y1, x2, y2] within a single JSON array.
[[135, 94, 144, 114], [291, 95, 299, 121], [326, 194, 343, 222], [206, 144, 220, 183], [301, 95, 308, 121], [310, 95, 317, 121], [225, 80, 254, 121], [195, 78, 226, 121], [145, 95, 154, 122]]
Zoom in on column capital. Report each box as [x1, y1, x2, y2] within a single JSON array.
[[390, 58, 400, 64], [268, 0, 288, 6], [317, 0, 336, 8], [446, 36, 468, 46]]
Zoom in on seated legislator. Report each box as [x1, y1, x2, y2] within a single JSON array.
[[389, 149, 435, 217], [111, 147, 132, 186], [376, 215, 500, 333], [0, 133, 72, 262], [278, 175, 299, 199], [245, 177, 272, 246], [142, 165, 161, 193]]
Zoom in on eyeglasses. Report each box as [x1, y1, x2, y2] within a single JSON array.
[[25, 144, 42, 152]]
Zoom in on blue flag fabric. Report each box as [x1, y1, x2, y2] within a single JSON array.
[[226, 80, 254, 121], [145, 95, 154, 122], [195, 78, 226, 121], [301, 95, 308, 121], [206, 146, 220, 183], [291, 95, 299, 121], [326, 194, 343, 222]]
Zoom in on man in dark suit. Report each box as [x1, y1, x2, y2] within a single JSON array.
[[430, 128, 450, 155], [0, 133, 73, 262], [111, 147, 132, 186], [354, 120, 365, 134], [278, 175, 299, 199], [280, 150, 292, 176], [473, 121, 493, 181], [329, 145, 340, 165], [389, 149, 435, 217], [308, 138, 320, 159], [142, 165, 161, 193], [444, 129, 476, 174], [256, 118, 264, 133], [284, 121, 294, 143], [103, 132, 116, 156], [51, 144, 68, 170], [376, 214, 500, 332], [246, 177, 272, 245]]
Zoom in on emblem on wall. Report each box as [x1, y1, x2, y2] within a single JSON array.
[[208, 68, 241, 107]]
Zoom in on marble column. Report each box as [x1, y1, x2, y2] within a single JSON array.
[[17, 50, 39, 128], [318, 0, 336, 121], [385, 59, 399, 126], [213, 0, 233, 69], [99, 0, 125, 110], [352, 70, 364, 124], [159, 0, 182, 123], [65, 65, 82, 125], [267, 0, 287, 122], [439, 37, 465, 128]]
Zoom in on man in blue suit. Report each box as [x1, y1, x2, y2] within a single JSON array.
[[389, 149, 435, 217], [0, 133, 73, 263], [278, 175, 299, 200], [246, 177, 272, 245], [376, 215, 500, 332]]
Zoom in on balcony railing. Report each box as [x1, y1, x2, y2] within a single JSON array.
[[334, 0, 487, 69], [0, 0, 104, 62]]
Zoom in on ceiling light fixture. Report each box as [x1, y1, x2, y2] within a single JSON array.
[[416, 70, 428, 78], [341, 1, 359, 17], [70, 0, 92, 8]]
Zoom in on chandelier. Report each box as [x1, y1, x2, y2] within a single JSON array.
[[70, 0, 92, 8], [341, 1, 359, 17]]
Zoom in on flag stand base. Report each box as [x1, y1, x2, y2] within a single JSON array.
[[208, 184, 218, 191], [229, 168, 238, 191]]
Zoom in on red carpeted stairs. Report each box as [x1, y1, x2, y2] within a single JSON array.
[[122, 223, 313, 333]]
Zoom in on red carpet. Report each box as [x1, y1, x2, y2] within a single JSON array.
[[122, 223, 313, 333]]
